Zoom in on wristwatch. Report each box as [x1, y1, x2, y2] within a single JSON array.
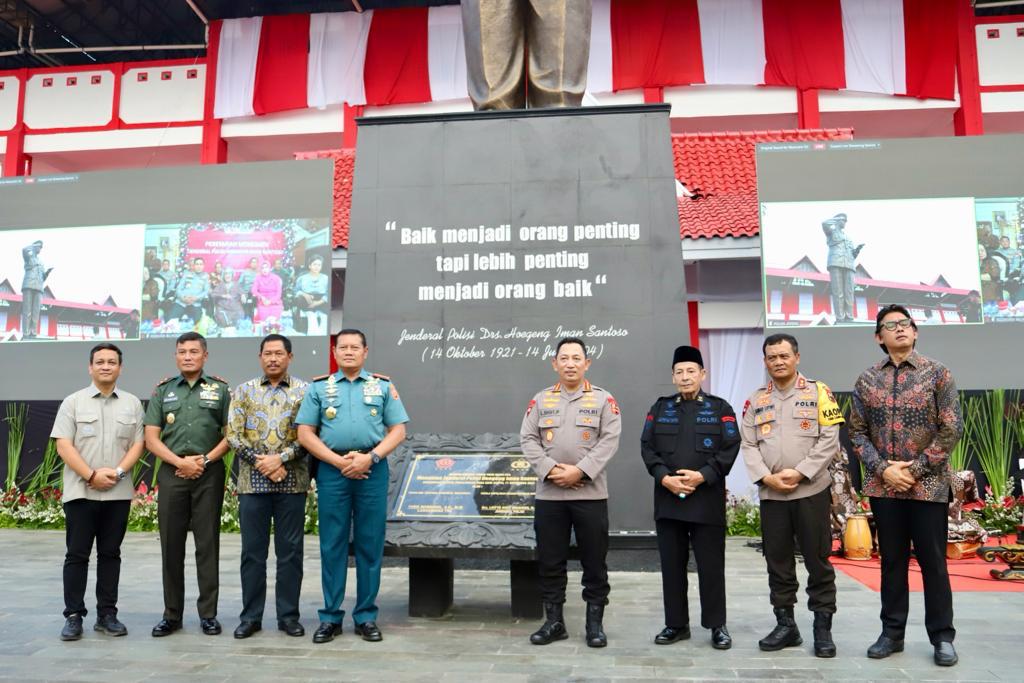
[[115, 467, 127, 481], [370, 451, 382, 465], [280, 449, 292, 464], [201, 454, 210, 466]]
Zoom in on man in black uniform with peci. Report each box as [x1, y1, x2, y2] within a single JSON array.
[[641, 345, 741, 650]]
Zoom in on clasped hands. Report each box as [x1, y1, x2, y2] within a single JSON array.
[[547, 463, 585, 489], [761, 468, 804, 493], [661, 469, 705, 496], [881, 461, 916, 493], [336, 451, 372, 480], [87, 467, 120, 491], [175, 455, 206, 480]]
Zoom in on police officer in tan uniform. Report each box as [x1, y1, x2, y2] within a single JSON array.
[[520, 336, 621, 648], [740, 333, 844, 658]]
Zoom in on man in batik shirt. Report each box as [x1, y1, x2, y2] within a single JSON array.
[[849, 304, 962, 668], [227, 334, 309, 639]]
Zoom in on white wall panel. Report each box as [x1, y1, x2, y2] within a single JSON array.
[[24, 69, 114, 129], [121, 64, 205, 124], [0, 76, 19, 131], [977, 22, 1024, 86]]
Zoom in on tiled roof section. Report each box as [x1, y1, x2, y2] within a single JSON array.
[[673, 128, 854, 240], [307, 128, 854, 248], [295, 148, 356, 249]]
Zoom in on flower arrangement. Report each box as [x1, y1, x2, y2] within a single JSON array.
[[726, 494, 761, 536], [964, 479, 1024, 537]]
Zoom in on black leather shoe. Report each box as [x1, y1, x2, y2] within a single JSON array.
[[530, 602, 569, 645], [278, 620, 305, 637], [934, 642, 958, 667], [759, 607, 802, 651], [60, 614, 83, 641], [313, 621, 343, 644], [200, 617, 222, 635], [94, 614, 127, 637], [654, 626, 691, 645], [233, 621, 261, 639], [867, 634, 904, 659], [354, 621, 383, 642], [151, 619, 182, 637], [711, 625, 732, 650]]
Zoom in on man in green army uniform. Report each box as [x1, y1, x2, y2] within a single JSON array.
[[144, 331, 231, 637], [297, 328, 409, 644]]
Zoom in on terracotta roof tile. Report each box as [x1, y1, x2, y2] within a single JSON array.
[[305, 128, 855, 249], [673, 128, 854, 240], [295, 148, 355, 249]]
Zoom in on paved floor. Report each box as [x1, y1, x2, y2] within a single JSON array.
[[0, 529, 1021, 682]]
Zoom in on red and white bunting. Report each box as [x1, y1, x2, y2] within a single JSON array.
[[214, 0, 957, 119]]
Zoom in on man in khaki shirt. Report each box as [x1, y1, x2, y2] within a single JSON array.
[[51, 343, 145, 641], [740, 333, 843, 659], [520, 337, 621, 649]]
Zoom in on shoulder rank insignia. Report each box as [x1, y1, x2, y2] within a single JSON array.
[[209, 374, 228, 384], [371, 372, 390, 381], [154, 376, 175, 388], [525, 399, 536, 417], [312, 373, 332, 382]]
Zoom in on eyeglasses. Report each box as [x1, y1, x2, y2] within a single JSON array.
[[880, 318, 913, 331]]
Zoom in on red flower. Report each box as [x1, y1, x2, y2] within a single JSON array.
[[962, 501, 984, 511], [1003, 496, 1016, 509], [136, 481, 149, 495]]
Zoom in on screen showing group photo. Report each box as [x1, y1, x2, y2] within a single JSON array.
[[0, 160, 335, 400]]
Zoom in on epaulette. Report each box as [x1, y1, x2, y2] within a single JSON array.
[[209, 374, 229, 384], [371, 372, 390, 381], [155, 376, 175, 388], [312, 373, 332, 382]]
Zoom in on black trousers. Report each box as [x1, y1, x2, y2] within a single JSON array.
[[870, 496, 955, 644], [157, 460, 225, 621], [656, 518, 726, 629], [760, 487, 837, 613], [239, 493, 306, 623], [534, 499, 610, 605], [62, 499, 131, 618]]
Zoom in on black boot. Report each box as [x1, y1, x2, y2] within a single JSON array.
[[584, 603, 607, 648], [758, 607, 802, 651], [813, 612, 836, 658], [530, 602, 568, 645]]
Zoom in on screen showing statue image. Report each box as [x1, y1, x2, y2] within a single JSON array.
[[760, 197, 982, 328]]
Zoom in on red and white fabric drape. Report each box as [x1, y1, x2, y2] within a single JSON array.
[[214, 0, 958, 120]]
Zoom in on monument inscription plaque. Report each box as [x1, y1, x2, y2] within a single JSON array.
[[392, 453, 537, 521]]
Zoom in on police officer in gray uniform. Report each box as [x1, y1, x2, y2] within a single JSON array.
[[168, 257, 211, 323], [21, 240, 50, 338], [822, 213, 864, 323], [740, 333, 843, 658], [520, 337, 621, 648]]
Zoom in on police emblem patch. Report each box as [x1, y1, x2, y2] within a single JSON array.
[[761, 423, 772, 436], [582, 431, 591, 441], [703, 437, 713, 448]]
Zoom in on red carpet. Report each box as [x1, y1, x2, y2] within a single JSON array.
[[830, 534, 1024, 592]]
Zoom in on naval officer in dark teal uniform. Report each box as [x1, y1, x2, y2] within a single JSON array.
[[297, 329, 409, 644]]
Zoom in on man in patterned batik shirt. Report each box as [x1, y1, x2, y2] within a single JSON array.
[[227, 334, 310, 640], [849, 304, 963, 668]]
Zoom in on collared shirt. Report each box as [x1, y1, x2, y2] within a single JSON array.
[[174, 270, 210, 306], [295, 369, 409, 452], [143, 372, 230, 455], [519, 380, 621, 501], [51, 383, 144, 503], [294, 272, 329, 298], [227, 374, 310, 495], [739, 374, 842, 502], [849, 351, 962, 503]]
